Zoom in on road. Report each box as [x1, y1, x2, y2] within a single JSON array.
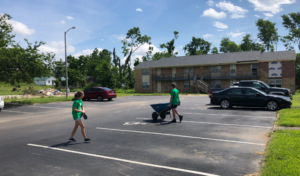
[[0, 95, 276, 176]]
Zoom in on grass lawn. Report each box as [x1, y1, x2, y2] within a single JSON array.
[[261, 130, 300, 176], [277, 93, 300, 127]]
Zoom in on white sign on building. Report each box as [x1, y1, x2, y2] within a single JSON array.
[[269, 61, 282, 77]]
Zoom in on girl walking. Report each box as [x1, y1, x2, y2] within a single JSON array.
[[69, 91, 91, 143]]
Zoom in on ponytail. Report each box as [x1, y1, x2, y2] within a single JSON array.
[[74, 91, 84, 100]]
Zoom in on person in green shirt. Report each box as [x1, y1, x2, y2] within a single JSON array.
[[69, 91, 91, 143], [169, 83, 183, 123]]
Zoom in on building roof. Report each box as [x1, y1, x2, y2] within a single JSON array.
[[135, 50, 296, 69], [34, 76, 56, 81]]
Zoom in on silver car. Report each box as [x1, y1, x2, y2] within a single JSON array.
[[0, 96, 4, 111]]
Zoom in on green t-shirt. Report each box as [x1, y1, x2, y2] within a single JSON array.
[[72, 99, 83, 120], [170, 88, 179, 105]]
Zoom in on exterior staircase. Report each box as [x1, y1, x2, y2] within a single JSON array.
[[191, 74, 210, 94]]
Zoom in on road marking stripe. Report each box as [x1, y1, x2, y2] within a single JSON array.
[[96, 127, 265, 146], [181, 112, 274, 118], [27, 144, 219, 176], [2, 110, 34, 114], [135, 118, 271, 129], [30, 106, 62, 109]]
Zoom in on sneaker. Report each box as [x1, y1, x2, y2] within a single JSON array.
[[84, 138, 91, 143], [179, 115, 183, 122], [69, 138, 76, 142], [170, 119, 177, 123]]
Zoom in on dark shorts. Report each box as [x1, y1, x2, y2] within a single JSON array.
[[171, 105, 177, 109]]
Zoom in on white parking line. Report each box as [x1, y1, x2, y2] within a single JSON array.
[[2, 110, 34, 114], [182, 112, 274, 118], [135, 118, 271, 129], [96, 127, 265, 146], [29, 106, 62, 109], [28, 144, 219, 176]]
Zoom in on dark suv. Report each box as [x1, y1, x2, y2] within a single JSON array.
[[238, 80, 293, 99], [83, 87, 117, 101]]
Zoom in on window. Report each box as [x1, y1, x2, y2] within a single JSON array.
[[142, 69, 149, 75], [37, 80, 39, 82], [269, 79, 282, 87], [210, 66, 221, 72], [253, 82, 262, 89], [239, 82, 252, 87], [48, 80, 50, 83], [184, 81, 189, 89], [211, 80, 222, 88], [142, 82, 150, 89], [251, 64, 258, 76], [228, 88, 243, 94], [244, 88, 257, 95], [102, 87, 111, 90], [184, 67, 193, 73], [84, 88, 91, 92]]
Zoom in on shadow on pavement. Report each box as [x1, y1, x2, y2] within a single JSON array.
[[207, 107, 269, 111], [142, 119, 180, 126], [51, 142, 87, 147]]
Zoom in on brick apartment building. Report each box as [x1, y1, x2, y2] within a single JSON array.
[[134, 50, 296, 94]]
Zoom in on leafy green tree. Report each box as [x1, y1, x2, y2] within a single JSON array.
[[220, 37, 241, 53], [67, 55, 88, 87], [159, 31, 179, 55], [53, 59, 64, 87], [281, 12, 300, 50], [240, 34, 265, 52], [211, 47, 219, 54], [121, 27, 151, 88], [183, 37, 211, 55], [87, 48, 112, 76], [296, 53, 300, 89], [256, 19, 279, 51], [0, 14, 55, 86], [94, 60, 113, 88], [134, 58, 140, 67]]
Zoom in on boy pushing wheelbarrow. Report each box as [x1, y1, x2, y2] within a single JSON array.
[[169, 83, 183, 123]]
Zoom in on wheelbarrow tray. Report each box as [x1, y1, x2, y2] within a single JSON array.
[[150, 103, 171, 115]]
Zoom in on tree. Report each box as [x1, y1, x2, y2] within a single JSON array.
[[159, 31, 179, 55], [296, 53, 300, 89], [211, 47, 219, 54], [67, 55, 88, 87], [53, 59, 64, 87], [183, 37, 211, 55], [240, 34, 265, 52], [281, 12, 300, 51], [0, 14, 55, 86], [94, 60, 113, 88], [134, 58, 140, 67], [220, 37, 241, 53], [121, 27, 151, 88], [256, 19, 279, 51], [87, 48, 112, 76]]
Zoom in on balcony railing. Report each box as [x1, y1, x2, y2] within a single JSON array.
[[202, 71, 259, 80], [152, 73, 196, 81]]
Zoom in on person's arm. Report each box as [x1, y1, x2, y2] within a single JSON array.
[[170, 96, 173, 104], [73, 107, 84, 113], [81, 106, 85, 113]]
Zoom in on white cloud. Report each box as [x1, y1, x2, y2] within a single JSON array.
[[203, 34, 213, 38], [228, 32, 245, 38], [263, 12, 274, 18], [38, 41, 75, 59], [217, 29, 223, 32], [201, 8, 227, 19], [136, 8, 143, 12], [207, 0, 214, 6], [7, 20, 35, 35], [216, 1, 248, 19], [213, 21, 228, 29], [60, 20, 66, 24], [111, 34, 126, 41], [73, 48, 103, 58], [248, 0, 296, 14], [66, 16, 74, 20], [254, 15, 260, 18]]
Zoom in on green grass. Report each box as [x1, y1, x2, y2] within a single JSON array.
[[261, 130, 300, 176], [277, 93, 300, 127], [0, 83, 55, 95]]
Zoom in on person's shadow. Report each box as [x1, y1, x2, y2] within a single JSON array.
[[51, 141, 87, 148], [142, 119, 179, 126]]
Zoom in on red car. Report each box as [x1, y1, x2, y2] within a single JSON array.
[[83, 87, 117, 101]]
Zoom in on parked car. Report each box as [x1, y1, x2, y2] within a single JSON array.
[[230, 82, 239, 87], [0, 96, 4, 111], [83, 87, 117, 101], [210, 80, 293, 99], [210, 87, 292, 111]]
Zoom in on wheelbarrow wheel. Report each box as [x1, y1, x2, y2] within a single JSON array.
[[152, 112, 158, 121], [160, 113, 166, 120]]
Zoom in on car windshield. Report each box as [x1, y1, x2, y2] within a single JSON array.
[[253, 88, 267, 96], [260, 82, 270, 89], [101, 87, 111, 90], [219, 88, 230, 92]]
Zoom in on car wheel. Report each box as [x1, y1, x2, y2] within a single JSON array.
[[97, 95, 103, 101], [220, 99, 231, 109], [108, 98, 112, 101], [152, 112, 158, 121], [88, 99, 90, 101], [0, 109, 1, 111], [267, 100, 278, 111]]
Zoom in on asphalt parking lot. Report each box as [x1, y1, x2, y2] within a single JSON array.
[[0, 95, 276, 176]]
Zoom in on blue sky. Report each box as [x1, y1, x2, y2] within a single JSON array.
[[0, 0, 299, 65]]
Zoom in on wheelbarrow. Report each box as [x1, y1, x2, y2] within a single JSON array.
[[150, 103, 172, 121]]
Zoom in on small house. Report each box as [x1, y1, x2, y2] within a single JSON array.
[[34, 76, 56, 86]]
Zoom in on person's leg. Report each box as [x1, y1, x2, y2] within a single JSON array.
[[70, 121, 79, 138], [172, 108, 176, 119], [174, 109, 180, 116], [77, 119, 88, 139]]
